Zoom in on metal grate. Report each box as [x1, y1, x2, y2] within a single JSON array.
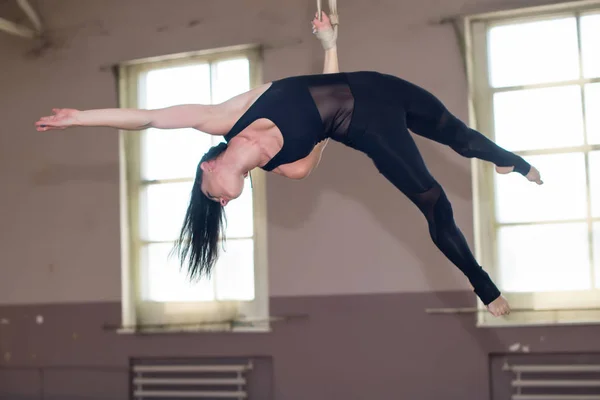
[[131, 359, 253, 399], [504, 362, 600, 400]]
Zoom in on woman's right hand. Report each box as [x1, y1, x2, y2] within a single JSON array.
[[35, 108, 80, 131], [312, 11, 332, 34], [312, 12, 337, 51]]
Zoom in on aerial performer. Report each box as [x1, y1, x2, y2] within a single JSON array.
[[35, 6, 542, 317]]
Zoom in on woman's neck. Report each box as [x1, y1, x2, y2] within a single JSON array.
[[221, 136, 263, 174]]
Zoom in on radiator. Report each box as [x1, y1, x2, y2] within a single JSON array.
[[131, 359, 253, 399], [504, 362, 600, 400]]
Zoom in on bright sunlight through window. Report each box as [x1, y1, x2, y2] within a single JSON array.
[[481, 12, 600, 294], [137, 58, 255, 303]]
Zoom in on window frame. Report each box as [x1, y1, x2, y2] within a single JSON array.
[[465, 0, 600, 327], [118, 45, 270, 334]]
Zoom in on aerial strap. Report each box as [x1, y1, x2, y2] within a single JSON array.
[[315, 0, 339, 50]]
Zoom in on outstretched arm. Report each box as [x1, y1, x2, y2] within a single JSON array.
[[34, 85, 262, 135], [36, 105, 223, 133]]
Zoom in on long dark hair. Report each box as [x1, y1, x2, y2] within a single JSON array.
[[173, 142, 228, 280]]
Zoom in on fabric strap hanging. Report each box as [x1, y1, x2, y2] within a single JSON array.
[[315, 0, 338, 50], [317, 0, 338, 25]]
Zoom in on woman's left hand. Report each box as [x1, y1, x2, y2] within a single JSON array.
[[487, 295, 511, 317]]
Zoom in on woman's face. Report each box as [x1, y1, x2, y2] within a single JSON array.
[[200, 160, 246, 206]]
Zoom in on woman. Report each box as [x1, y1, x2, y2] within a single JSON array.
[[36, 13, 541, 317]]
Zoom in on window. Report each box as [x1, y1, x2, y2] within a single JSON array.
[[118, 46, 268, 332], [466, 1, 600, 326]]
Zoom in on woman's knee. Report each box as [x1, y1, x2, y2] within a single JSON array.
[[432, 188, 455, 223], [408, 182, 455, 224], [407, 182, 442, 219]]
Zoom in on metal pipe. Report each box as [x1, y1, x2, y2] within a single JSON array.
[[513, 379, 600, 388], [505, 364, 600, 373], [134, 390, 247, 398], [133, 377, 246, 385], [132, 364, 252, 373], [513, 395, 600, 400]]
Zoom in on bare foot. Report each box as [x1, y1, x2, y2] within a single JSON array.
[[495, 165, 543, 185], [487, 295, 511, 317]]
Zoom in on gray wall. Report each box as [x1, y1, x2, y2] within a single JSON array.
[[0, 0, 515, 303], [1, 1, 599, 399]]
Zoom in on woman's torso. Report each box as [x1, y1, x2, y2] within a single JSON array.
[[223, 71, 411, 171]]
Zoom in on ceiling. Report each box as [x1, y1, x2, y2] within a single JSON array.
[[0, 0, 43, 39], [0, 0, 27, 24]]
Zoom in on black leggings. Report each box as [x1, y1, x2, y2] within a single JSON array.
[[346, 76, 530, 305]]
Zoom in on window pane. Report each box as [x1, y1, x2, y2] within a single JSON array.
[[488, 17, 580, 88], [581, 13, 600, 79], [135, 57, 257, 308], [214, 239, 255, 301], [493, 86, 584, 152], [494, 153, 588, 223], [223, 177, 254, 238], [143, 64, 211, 108], [140, 243, 215, 302], [497, 222, 591, 292], [591, 151, 600, 218], [211, 58, 250, 104], [142, 128, 212, 180], [140, 181, 193, 242], [585, 83, 600, 145], [140, 64, 213, 181]]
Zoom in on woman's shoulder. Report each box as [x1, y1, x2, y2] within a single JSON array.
[[220, 82, 273, 116]]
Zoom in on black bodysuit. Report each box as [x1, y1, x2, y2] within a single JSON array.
[[224, 71, 531, 305]]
